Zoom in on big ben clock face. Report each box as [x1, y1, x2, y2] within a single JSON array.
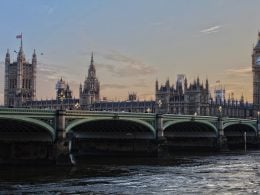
[[256, 56, 260, 65]]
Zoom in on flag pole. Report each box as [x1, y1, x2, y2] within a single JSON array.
[[20, 33, 23, 49]]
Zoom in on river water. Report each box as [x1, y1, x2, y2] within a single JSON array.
[[1, 151, 260, 194]]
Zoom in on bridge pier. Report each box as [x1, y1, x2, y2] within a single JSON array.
[[217, 118, 227, 151], [54, 110, 71, 165], [156, 114, 169, 158]]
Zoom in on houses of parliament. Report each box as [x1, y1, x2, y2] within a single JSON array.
[[4, 33, 260, 118]]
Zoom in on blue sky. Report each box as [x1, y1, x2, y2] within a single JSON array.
[[0, 0, 260, 103]]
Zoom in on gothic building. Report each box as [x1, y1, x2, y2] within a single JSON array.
[[56, 77, 72, 100], [24, 78, 78, 110], [252, 32, 260, 116], [79, 53, 100, 109], [155, 75, 209, 115], [4, 38, 36, 107], [4, 33, 259, 119]]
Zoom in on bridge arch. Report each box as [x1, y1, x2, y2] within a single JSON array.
[[0, 116, 55, 142], [163, 120, 218, 150], [223, 122, 257, 147], [163, 120, 218, 135], [66, 118, 157, 157], [66, 118, 156, 139]]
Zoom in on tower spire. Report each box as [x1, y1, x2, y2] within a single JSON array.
[[91, 52, 94, 65], [20, 33, 23, 50]]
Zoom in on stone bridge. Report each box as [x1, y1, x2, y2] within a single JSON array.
[[0, 108, 258, 164]]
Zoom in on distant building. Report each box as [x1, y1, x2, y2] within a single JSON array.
[[4, 33, 257, 118], [56, 77, 72, 100], [4, 37, 36, 107], [252, 32, 260, 116], [24, 78, 78, 110], [155, 76, 209, 115], [79, 53, 100, 109]]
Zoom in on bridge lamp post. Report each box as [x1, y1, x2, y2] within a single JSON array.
[[218, 106, 222, 118], [157, 99, 162, 114], [58, 91, 65, 110], [74, 102, 80, 110], [257, 111, 260, 135]]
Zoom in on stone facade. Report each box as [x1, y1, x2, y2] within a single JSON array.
[[155, 77, 252, 118], [253, 32, 260, 116], [79, 53, 100, 109], [155, 76, 209, 115], [8, 33, 260, 118], [4, 38, 36, 107]]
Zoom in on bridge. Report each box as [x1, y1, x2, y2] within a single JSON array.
[[0, 108, 258, 164]]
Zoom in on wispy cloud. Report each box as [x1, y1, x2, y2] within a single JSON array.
[[98, 51, 157, 77], [101, 84, 128, 90], [209, 66, 252, 101], [38, 62, 80, 82], [200, 25, 221, 34], [226, 66, 251, 75], [38, 62, 60, 81]]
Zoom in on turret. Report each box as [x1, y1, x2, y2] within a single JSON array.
[[88, 52, 96, 77], [79, 83, 82, 95], [155, 79, 159, 91], [240, 93, 244, 105], [31, 49, 37, 99], [165, 78, 170, 90], [17, 35, 25, 63], [196, 76, 200, 87], [184, 77, 187, 91], [5, 49, 10, 65], [4, 49, 10, 106], [80, 52, 100, 108], [32, 49, 37, 64], [205, 78, 209, 91]]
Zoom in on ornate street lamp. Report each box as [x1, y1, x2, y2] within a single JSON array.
[[157, 99, 162, 114], [74, 102, 80, 110], [218, 106, 222, 118], [58, 91, 65, 110], [257, 111, 260, 131]]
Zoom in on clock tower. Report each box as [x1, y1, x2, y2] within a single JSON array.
[[252, 32, 260, 113]]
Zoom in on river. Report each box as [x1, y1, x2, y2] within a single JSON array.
[[1, 151, 260, 194]]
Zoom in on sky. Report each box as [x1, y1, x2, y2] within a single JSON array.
[[0, 0, 260, 103]]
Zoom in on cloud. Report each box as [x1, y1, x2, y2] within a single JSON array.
[[101, 84, 128, 90], [97, 52, 157, 77], [214, 66, 251, 79], [38, 62, 80, 81], [96, 63, 115, 73], [225, 66, 251, 76], [200, 25, 221, 34], [209, 66, 252, 101], [38, 62, 60, 81]]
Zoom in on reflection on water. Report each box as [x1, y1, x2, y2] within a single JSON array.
[[1, 151, 260, 194]]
